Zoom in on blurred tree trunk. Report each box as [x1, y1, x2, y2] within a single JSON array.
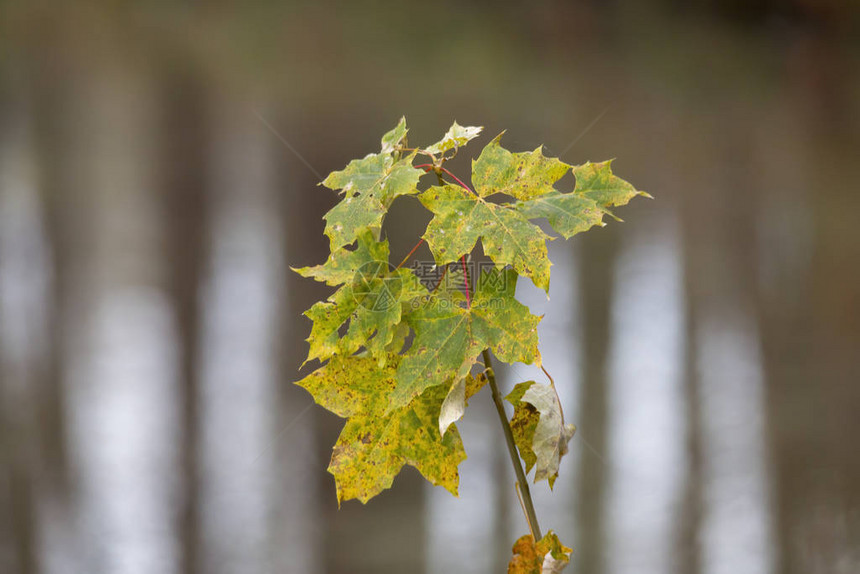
[[754, 135, 813, 574], [675, 105, 757, 574], [675, 174, 705, 574], [28, 26, 74, 509], [574, 227, 618, 574], [797, 14, 860, 565], [4, 21, 82, 574], [756, 15, 860, 573], [272, 113, 330, 574], [0, 77, 39, 574], [0, 369, 37, 574], [0, 240, 38, 574], [160, 71, 210, 574], [0, 346, 15, 571], [676, 111, 708, 574]]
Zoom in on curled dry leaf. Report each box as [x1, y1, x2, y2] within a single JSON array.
[[506, 381, 576, 488], [507, 530, 572, 574]]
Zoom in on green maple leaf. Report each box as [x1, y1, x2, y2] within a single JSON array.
[[391, 268, 541, 410], [297, 231, 426, 365], [296, 353, 467, 505], [507, 530, 572, 574], [514, 191, 606, 239], [321, 119, 423, 249], [420, 184, 553, 291], [293, 227, 390, 286], [472, 134, 570, 200], [425, 121, 483, 155], [418, 136, 578, 291], [506, 381, 576, 489], [323, 152, 388, 198], [570, 160, 651, 211], [514, 160, 650, 239], [322, 193, 387, 251]]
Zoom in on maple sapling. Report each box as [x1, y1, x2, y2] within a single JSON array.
[[294, 118, 649, 572]]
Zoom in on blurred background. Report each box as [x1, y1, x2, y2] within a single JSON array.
[[1, 1, 859, 573]]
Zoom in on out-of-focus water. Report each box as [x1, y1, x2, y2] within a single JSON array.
[[2, 3, 859, 573]]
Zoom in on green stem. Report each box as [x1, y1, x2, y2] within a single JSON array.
[[483, 349, 543, 540], [434, 164, 543, 538]]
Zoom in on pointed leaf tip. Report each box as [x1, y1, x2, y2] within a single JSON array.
[[381, 117, 409, 153]]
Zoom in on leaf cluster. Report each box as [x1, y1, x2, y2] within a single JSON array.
[[293, 117, 647, 571]]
